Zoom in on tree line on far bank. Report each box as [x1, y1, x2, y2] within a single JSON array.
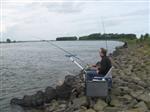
[[56, 36, 77, 41], [79, 33, 137, 40], [2, 33, 149, 43], [0, 38, 16, 43], [137, 33, 150, 46], [56, 33, 149, 41]]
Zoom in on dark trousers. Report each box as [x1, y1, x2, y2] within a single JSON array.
[[86, 69, 104, 81]]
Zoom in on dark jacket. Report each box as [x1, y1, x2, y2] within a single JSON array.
[[96, 56, 112, 76]]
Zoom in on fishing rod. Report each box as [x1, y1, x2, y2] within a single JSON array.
[[69, 56, 87, 80], [45, 40, 89, 75], [101, 17, 108, 50], [33, 36, 89, 71], [45, 40, 88, 66], [34, 38, 88, 81], [32, 36, 87, 65]]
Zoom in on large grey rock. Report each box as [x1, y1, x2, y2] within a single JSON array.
[[134, 101, 148, 112], [125, 108, 145, 112], [111, 85, 131, 96], [10, 98, 24, 106], [45, 100, 59, 112], [72, 96, 88, 110], [10, 92, 45, 107], [130, 91, 144, 98], [55, 83, 72, 100], [44, 86, 56, 103], [121, 95, 132, 101], [118, 86, 131, 94], [93, 99, 107, 111], [104, 107, 121, 112], [33, 91, 45, 106], [110, 98, 123, 107], [30, 91, 45, 107], [73, 106, 87, 112], [128, 84, 145, 91], [138, 92, 150, 109], [10, 75, 80, 107], [22, 95, 33, 107], [56, 75, 78, 100], [54, 104, 67, 112], [64, 75, 76, 86], [85, 109, 96, 112]]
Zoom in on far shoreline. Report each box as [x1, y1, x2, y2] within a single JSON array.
[[0, 39, 125, 44]]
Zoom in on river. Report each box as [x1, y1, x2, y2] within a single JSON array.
[[0, 40, 123, 112]]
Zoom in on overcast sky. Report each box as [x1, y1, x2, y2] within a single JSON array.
[[0, 0, 149, 41]]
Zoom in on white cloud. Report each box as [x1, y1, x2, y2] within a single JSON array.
[[1, 0, 149, 41]]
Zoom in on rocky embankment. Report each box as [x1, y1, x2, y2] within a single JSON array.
[[11, 44, 150, 112]]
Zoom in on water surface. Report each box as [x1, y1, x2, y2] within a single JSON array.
[[0, 41, 123, 112]]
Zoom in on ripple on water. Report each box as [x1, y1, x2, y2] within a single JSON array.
[[0, 41, 124, 112]]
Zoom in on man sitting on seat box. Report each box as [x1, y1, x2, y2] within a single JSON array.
[[87, 48, 112, 81]]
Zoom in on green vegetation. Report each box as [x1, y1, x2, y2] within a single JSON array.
[[78, 33, 150, 47], [56, 36, 77, 41], [137, 33, 150, 46], [0, 38, 17, 43], [6, 38, 11, 43], [119, 33, 150, 48], [133, 36, 150, 55], [79, 33, 136, 40]]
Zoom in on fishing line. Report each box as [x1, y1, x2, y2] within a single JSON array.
[[101, 17, 108, 50], [45, 40, 88, 66], [32, 36, 89, 67]]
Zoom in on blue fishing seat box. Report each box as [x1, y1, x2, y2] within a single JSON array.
[[85, 67, 113, 97], [86, 79, 108, 97]]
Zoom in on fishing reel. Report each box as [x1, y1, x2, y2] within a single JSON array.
[[84, 64, 91, 70], [65, 54, 91, 73]]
